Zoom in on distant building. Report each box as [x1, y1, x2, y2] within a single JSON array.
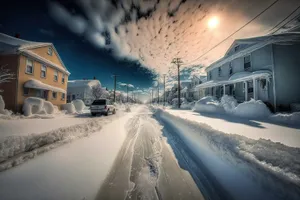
[[196, 32, 300, 112], [0, 33, 70, 112], [67, 79, 101, 105]]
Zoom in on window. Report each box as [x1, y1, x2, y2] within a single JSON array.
[[244, 55, 251, 71], [260, 79, 267, 90], [62, 74, 65, 84], [23, 87, 29, 95], [234, 45, 239, 52], [218, 67, 221, 77], [41, 65, 47, 78], [52, 92, 57, 99], [209, 72, 212, 80], [48, 47, 53, 56], [54, 70, 58, 81], [229, 62, 233, 75], [26, 59, 34, 74], [61, 93, 65, 100]]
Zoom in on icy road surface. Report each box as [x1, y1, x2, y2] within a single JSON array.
[[96, 106, 204, 200]]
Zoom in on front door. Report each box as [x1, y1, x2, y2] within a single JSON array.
[[258, 78, 269, 102]]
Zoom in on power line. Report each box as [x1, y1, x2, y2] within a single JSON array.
[[272, 11, 300, 34], [268, 5, 300, 34], [183, 0, 280, 66]]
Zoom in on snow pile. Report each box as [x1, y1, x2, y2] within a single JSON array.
[[0, 118, 110, 171], [220, 95, 238, 114], [72, 99, 85, 113], [193, 96, 224, 113], [232, 99, 271, 118], [22, 97, 55, 116], [62, 103, 76, 114], [125, 104, 131, 112], [171, 98, 187, 108], [0, 95, 12, 116], [270, 112, 300, 125]]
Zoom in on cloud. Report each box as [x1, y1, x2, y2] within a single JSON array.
[[118, 82, 134, 88], [49, 0, 300, 78], [39, 29, 55, 37]]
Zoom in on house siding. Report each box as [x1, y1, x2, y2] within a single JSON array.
[[0, 54, 19, 111], [16, 54, 68, 112], [273, 43, 300, 110]]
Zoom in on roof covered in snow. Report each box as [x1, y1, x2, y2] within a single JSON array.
[[24, 79, 66, 93], [0, 33, 70, 75], [68, 80, 101, 89], [206, 32, 300, 72]]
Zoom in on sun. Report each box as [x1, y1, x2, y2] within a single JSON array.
[[208, 16, 219, 29]]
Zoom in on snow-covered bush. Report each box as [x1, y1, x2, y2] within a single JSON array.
[[232, 99, 271, 118], [270, 112, 300, 125], [23, 97, 45, 116], [221, 95, 238, 114], [0, 95, 12, 115], [62, 103, 76, 114], [72, 99, 85, 113], [193, 96, 224, 113], [171, 98, 187, 108]]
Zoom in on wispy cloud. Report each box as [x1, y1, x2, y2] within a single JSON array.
[[118, 82, 134, 88], [39, 29, 55, 37], [49, 0, 300, 79]]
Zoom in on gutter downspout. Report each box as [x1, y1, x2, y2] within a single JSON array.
[[15, 54, 20, 112], [270, 44, 277, 112]]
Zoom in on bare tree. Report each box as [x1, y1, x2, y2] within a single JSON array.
[[0, 65, 15, 84], [91, 84, 104, 100]]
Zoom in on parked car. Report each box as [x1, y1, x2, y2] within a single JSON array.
[[90, 99, 116, 116]]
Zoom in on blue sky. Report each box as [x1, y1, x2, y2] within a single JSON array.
[[0, 0, 156, 91]]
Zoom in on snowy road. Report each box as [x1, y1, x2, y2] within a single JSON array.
[[96, 106, 204, 200]]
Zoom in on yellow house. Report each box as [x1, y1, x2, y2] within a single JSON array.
[[0, 33, 70, 113]]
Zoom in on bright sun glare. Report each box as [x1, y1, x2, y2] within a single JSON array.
[[208, 16, 219, 29]]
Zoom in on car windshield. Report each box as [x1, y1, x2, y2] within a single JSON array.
[[92, 100, 106, 105]]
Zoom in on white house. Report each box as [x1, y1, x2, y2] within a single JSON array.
[[67, 79, 101, 105], [196, 32, 300, 112]]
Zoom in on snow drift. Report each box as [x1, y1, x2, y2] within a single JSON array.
[[62, 103, 76, 114], [232, 99, 271, 118], [71, 99, 85, 113], [0, 95, 12, 116], [270, 112, 300, 125], [193, 96, 224, 113], [0, 118, 110, 171], [22, 97, 55, 116]]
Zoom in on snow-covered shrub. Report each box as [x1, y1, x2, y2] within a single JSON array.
[[0, 95, 12, 115], [43, 101, 54, 115], [232, 99, 271, 118], [221, 95, 238, 114], [171, 98, 187, 108], [23, 97, 45, 116], [125, 105, 131, 112], [72, 99, 85, 113], [193, 96, 224, 113], [270, 112, 300, 125], [62, 103, 76, 114]]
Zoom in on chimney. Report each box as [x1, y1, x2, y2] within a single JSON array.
[[93, 76, 96, 80], [15, 33, 20, 38]]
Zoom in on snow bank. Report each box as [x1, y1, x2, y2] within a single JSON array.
[[62, 103, 76, 114], [22, 97, 55, 116], [193, 96, 224, 113], [0, 95, 12, 116], [0, 119, 109, 171], [22, 97, 44, 116], [71, 99, 85, 113], [220, 95, 238, 114], [270, 112, 300, 125], [233, 99, 271, 118], [125, 104, 131, 112]]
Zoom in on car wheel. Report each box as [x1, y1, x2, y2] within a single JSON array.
[[105, 110, 109, 116], [91, 113, 96, 116], [112, 109, 116, 114]]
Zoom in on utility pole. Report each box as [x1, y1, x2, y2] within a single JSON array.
[[151, 88, 153, 104], [163, 74, 166, 106], [171, 58, 183, 108], [126, 84, 129, 103], [112, 74, 119, 103]]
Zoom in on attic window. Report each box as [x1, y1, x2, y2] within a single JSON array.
[[234, 45, 239, 52], [48, 47, 53, 56]]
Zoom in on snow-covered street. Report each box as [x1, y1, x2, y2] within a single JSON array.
[[0, 105, 299, 200]]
